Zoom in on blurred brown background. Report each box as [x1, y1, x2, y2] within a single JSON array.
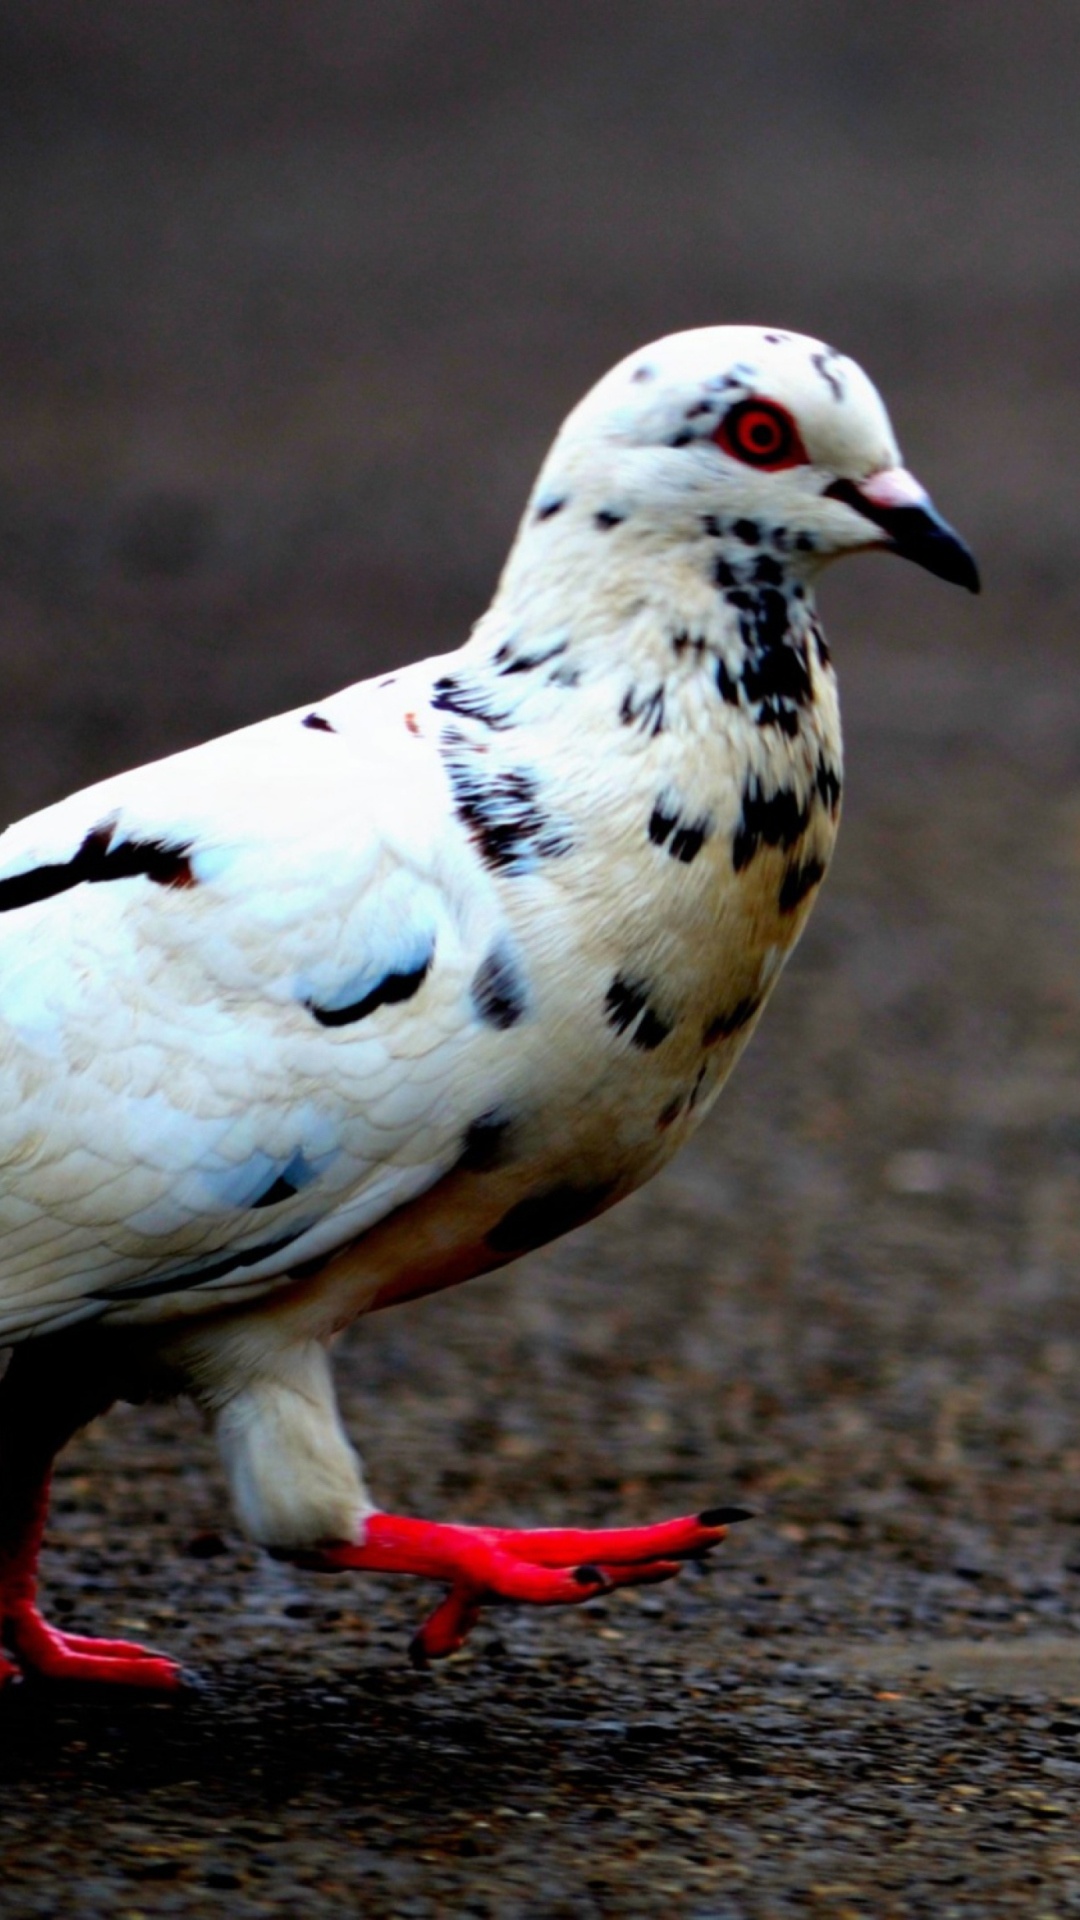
[[4, 6, 1080, 1916], [0, 1, 1067, 809]]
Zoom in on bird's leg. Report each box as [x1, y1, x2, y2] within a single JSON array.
[[0, 1344, 182, 1690], [214, 1345, 748, 1665], [0, 1471, 184, 1689], [298, 1505, 749, 1664]]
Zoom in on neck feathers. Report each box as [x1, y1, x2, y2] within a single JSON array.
[[455, 496, 829, 749]]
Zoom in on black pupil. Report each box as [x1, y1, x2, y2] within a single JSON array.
[[719, 398, 795, 466], [745, 412, 782, 451]]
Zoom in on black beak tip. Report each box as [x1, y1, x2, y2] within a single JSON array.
[[880, 504, 981, 595], [916, 537, 980, 595], [825, 479, 980, 596]]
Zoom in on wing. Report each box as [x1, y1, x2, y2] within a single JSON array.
[[0, 669, 510, 1342]]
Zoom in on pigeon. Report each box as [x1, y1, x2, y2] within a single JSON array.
[[0, 326, 978, 1687]]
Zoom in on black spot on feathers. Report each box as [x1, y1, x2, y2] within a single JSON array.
[[671, 630, 708, 660], [487, 1181, 617, 1255], [619, 683, 666, 737], [778, 856, 827, 914], [0, 823, 196, 911], [307, 954, 433, 1028], [471, 944, 528, 1029], [605, 975, 672, 1051], [715, 657, 740, 704], [721, 580, 812, 729], [444, 756, 572, 873], [815, 758, 843, 815], [811, 618, 831, 668], [732, 776, 811, 872], [648, 797, 679, 849], [669, 819, 712, 864], [457, 1110, 516, 1172], [703, 995, 762, 1047], [496, 639, 568, 675], [811, 346, 845, 402], [252, 1170, 306, 1209], [648, 793, 712, 865], [431, 674, 513, 730]]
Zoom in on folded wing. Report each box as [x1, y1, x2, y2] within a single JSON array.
[[0, 681, 505, 1341]]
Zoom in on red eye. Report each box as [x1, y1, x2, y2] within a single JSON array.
[[713, 399, 807, 471]]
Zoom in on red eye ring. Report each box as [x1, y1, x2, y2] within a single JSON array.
[[713, 398, 807, 471]]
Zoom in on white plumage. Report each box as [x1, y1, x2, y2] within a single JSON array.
[[0, 326, 977, 1683]]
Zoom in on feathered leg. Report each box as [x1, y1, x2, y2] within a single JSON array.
[[0, 1343, 182, 1690], [214, 1342, 750, 1667]]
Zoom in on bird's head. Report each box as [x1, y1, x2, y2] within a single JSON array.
[[535, 325, 979, 593]]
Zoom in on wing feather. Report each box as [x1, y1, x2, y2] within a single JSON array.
[[0, 673, 508, 1342]]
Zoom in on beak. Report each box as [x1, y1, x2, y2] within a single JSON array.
[[824, 468, 980, 594]]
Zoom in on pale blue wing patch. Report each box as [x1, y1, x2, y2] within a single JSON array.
[[249, 1147, 331, 1208], [92, 1157, 452, 1321], [205, 1145, 336, 1212], [120, 1098, 345, 1237]]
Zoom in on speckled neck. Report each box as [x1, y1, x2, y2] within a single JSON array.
[[452, 501, 830, 749]]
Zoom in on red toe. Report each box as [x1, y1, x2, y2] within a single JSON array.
[[481, 1509, 737, 1568], [410, 1586, 484, 1665], [306, 1504, 743, 1661], [6, 1605, 184, 1691]]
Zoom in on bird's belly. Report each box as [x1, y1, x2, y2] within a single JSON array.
[[154, 774, 840, 1371], [282, 825, 832, 1333]]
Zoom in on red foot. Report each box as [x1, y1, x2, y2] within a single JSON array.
[[302, 1504, 750, 1663], [0, 1461, 184, 1692], [2, 1603, 183, 1692]]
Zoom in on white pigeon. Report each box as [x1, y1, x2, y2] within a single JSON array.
[[0, 326, 977, 1687]]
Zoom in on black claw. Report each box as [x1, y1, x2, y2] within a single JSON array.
[[697, 1505, 755, 1528], [573, 1563, 605, 1588], [407, 1633, 431, 1671]]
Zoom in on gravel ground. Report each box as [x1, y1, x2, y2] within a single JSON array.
[[2, 8, 1080, 1915]]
